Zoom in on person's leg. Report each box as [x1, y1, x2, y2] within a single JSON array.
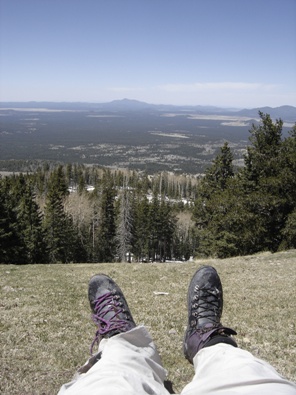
[[58, 274, 170, 395], [182, 343, 296, 395], [181, 265, 296, 395]]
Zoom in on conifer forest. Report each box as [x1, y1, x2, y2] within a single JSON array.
[[1, 113, 296, 263]]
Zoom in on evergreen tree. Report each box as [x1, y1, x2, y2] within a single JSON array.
[[280, 208, 296, 250], [96, 183, 116, 262], [43, 169, 83, 262], [147, 192, 175, 261], [43, 188, 69, 262], [64, 192, 93, 262], [193, 114, 296, 257], [201, 142, 234, 195], [148, 191, 161, 260], [0, 180, 17, 263], [241, 113, 293, 252], [277, 125, 296, 249], [193, 142, 236, 257], [244, 112, 283, 183], [133, 195, 150, 262], [157, 199, 175, 261], [115, 189, 134, 262], [16, 182, 48, 263], [0, 177, 24, 263], [48, 165, 68, 197]]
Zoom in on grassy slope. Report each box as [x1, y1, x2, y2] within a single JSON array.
[[1, 250, 296, 394]]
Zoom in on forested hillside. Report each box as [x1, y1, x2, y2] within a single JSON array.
[[1, 113, 295, 263], [193, 113, 296, 257], [0, 162, 198, 263]]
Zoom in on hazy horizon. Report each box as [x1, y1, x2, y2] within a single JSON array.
[[1, 1, 295, 108], [0, 98, 295, 111]]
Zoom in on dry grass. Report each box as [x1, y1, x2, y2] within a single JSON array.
[[1, 250, 296, 394]]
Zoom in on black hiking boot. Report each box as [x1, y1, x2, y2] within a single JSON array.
[[88, 274, 136, 354], [183, 265, 237, 364]]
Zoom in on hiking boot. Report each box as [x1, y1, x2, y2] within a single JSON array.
[[183, 265, 237, 363], [88, 274, 136, 354]]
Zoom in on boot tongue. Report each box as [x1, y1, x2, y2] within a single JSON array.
[[195, 288, 222, 328]]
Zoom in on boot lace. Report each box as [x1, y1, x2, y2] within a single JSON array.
[[90, 291, 130, 354], [191, 285, 221, 329]]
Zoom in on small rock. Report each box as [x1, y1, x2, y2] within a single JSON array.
[[3, 285, 16, 292]]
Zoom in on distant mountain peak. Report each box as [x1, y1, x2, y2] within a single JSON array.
[[107, 98, 154, 109]]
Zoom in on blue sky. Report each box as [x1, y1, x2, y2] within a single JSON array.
[[0, 0, 295, 108]]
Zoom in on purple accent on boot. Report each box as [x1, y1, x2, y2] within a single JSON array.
[[90, 291, 132, 354], [184, 323, 237, 363]]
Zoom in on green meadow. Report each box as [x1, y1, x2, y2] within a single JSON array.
[[1, 250, 296, 394]]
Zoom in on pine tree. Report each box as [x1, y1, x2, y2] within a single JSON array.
[[193, 143, 235, 255], [157, 199, 176, 261], [0, 180, 17, 263], [201, 142, 234, 196], [244, 112, 283, 184], [193, 114, 296, 257], [148, 191, 161, 261], [43, 169, 81, 262], [242, 113, 291, 252], [278, 125, 296, 249], [49, 165, 68, 197], [16, 182, 48, 263], [115, 189, 134, 262], [280, 208, 296, 249], [43, 188, 68, 262], [133, 195, 150, 262], [96, 183, 116, 262], [147, 192, 176, 261], [0, 177, 24, 263]]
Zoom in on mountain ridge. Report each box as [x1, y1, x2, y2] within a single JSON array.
[[1, 99, 296, 121]]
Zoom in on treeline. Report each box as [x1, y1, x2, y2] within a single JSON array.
[[1, 112, 295, 263], [0, 163, 197, 263]]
